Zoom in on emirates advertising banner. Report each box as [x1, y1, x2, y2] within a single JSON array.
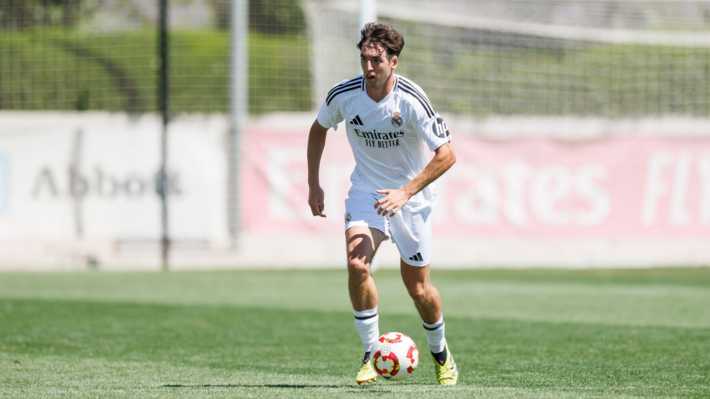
[[242, 124, 710, 239]]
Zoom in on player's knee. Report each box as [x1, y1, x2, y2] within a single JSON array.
[[405, 282, 426, 302], [347, 257, 371, 281]]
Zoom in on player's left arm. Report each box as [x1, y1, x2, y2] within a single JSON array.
[[375, 142, 456, 216]]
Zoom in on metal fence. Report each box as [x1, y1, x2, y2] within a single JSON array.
[[0, 0, 310, 115], [307, 0, 710, 118], [3, 1, 710, 117]]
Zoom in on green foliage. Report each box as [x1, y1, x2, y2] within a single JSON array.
[[248, 30, 311, 113], [0, 0, 90, 30], [0, 269, 709, 398], [390, 20, 710, 117], [0, 29, 311, 113], [395, 41, 710, 117], [209, 0, 307, 35], [2, 23, 709, 117], [250, 0, 306, 35]]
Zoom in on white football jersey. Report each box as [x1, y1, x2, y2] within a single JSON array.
[[317, 74, 451, 211]]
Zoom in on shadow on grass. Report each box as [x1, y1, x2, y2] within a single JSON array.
[[162, 384, 406, 393], [163, 384, 344, 389]]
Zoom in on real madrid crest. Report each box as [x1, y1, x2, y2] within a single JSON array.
[[391, 112, 403, 127]]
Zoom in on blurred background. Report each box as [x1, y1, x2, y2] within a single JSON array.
[[1, 0, 710, 270]]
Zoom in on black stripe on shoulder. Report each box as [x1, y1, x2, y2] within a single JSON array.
[[398, 80, 435, 117], [326, 82, 360, 103], [399, 78, 433, 108], [392, 76, 399, 92], [361, 76, 365, 91], [326, 86, 359, 106], [398, 85, 434, 118], [327, 78, 358, 97], [398, 77, 427, 94], [327, 77, 361, 98]]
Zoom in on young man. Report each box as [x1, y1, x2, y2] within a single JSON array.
[[307, 22, 458, 385]]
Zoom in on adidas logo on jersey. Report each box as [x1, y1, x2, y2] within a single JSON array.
[[349, 115, 364, 126], [409, 252, 424, 262]]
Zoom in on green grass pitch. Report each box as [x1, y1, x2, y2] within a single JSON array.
[[1, 268, 709, 398]]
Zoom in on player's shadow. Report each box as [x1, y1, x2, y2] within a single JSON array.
[[162, 383, 405, 394], [163, 384, 399, 393], [163, 384, 343, 389], [347, 233, 378, 266]]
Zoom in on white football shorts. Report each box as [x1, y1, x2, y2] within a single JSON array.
[[344, 188, 432, 267]]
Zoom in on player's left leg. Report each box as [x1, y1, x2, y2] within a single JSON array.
[[400, 262, 442, 330], [400, 262, 457, 385], [390, 208, 458, 385]]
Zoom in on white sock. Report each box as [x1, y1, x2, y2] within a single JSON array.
[[354, 307, 379, 354], [423, 315, 446, 354]]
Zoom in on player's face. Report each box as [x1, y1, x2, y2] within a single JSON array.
[[360, 42, 397, 89]]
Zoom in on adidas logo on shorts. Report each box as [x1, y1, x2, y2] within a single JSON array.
[[409, 252, 423, 262]]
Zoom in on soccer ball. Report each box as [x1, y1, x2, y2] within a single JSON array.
[[372, 332, 419, 381]]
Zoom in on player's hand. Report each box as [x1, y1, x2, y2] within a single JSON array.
[[308, 186, 326, 217], [374, 189, 410, 217]]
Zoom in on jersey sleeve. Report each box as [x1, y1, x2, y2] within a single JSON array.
[[405, 92, 451, 151], [317, 99, 343, 131], [316, 83, 347, 131]]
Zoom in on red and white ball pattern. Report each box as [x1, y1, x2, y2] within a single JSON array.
[[372, 332, 419, 381]]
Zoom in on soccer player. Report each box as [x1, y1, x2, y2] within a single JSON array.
[[307, 22, 458, 385]]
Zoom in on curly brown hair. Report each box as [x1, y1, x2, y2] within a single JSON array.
[[356, 22, 405, 58]]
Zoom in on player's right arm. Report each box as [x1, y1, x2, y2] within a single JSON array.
[[307, 120, 329, 217], [309, 78, 350, 217]]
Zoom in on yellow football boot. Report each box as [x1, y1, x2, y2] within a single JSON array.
[[432, 342, 458, 385], [356, 355, 377, 385]]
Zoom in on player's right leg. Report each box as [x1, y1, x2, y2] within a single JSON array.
[[346, 225, 386, 384], [344, 188, 389, 384]]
